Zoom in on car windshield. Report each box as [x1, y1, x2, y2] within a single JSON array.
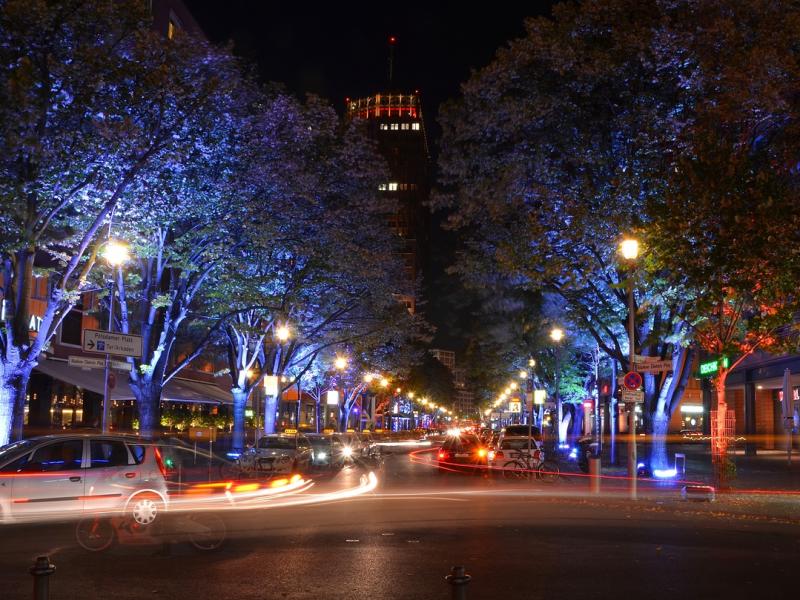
[[503, 425, 541, 439], [446, 434, 481, 450], [307, 437, 330, 448], [258, 437, 295, 450], [0, 439, 36, 461]]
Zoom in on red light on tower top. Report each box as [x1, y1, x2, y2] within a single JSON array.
[[389, 35, 397, 45]]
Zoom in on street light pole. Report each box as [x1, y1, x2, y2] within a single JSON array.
[[620, 237, 640, 501], [101, 277, 114, 433], [100, 241, 129, 433], [550, 328, 564, 446], [627, 273, 637, 500]]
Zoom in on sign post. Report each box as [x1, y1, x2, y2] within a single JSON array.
[[83, 329, 142, 433]]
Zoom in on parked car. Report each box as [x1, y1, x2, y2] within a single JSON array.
[[488, 435, 544, 470], [239, 433, 312, 475], [437, 433, 488, 474], [0, 434, 169, 525]]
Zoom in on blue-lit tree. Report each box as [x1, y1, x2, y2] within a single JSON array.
[[0, 0, 237, 444], [435, 0, 695, 467], [203, 94, 423, 447]]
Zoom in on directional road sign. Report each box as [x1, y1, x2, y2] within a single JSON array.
[[621, 389, 645, 403], [634, 360, 673, 374], [68, 355, 132, 371], [623, 371, 643, 390], [82, 329, 143, 358]]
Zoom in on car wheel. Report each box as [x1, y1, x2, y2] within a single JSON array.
[[129, 493, 163, 526]]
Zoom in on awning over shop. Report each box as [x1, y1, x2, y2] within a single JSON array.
[[34, 358, 232, 405]]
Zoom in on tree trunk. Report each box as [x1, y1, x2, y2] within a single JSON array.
[[714, 370, 729, 456], [131, 378, 162, 437], [263, 394, 278, 434], [650, 412, 670, 472], [0, 355, 32, 445], [231, 388, 248, 449]]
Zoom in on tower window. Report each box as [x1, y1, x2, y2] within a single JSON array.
[[412, 122, 420, 131], [390, 123, 399, 130], [378, 183, 387, 191], [401, 123, 410, 130], [380, 124, 388, 130], [388, 182, 398, 191]]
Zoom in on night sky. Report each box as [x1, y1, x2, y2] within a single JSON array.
[[184, 1, 557, 349], [184, 1, 556, 140]]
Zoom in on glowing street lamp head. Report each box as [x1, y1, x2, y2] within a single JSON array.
[[104, 240, 130, 267], [510, 381, 519, 390], [528, 358, 536, 368], [408, 392, 415, 399], [619, 238, 640, 261], [550, 327, 564, 343], [519, 370, 528, 379], [334, 356, 348, 370], [275, 325, 290, 342], [380, 378, 390, 388]]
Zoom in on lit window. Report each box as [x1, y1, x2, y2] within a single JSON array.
[[412, 122, 420, 131], [380, 124, 388, 130], [378, 183, 387, 191], [167, 20, 178, 39], [390, 123, 399, 130], [401, 123, 410, 130], [388, 182, 398, 191]]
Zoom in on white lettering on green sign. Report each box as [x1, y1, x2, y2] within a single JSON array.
[[699, 356, 729, 376]]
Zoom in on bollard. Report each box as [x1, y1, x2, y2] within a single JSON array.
[[30, 555, 55, 600], [588, 455, 601, 494], [445, 565, 471, 600]]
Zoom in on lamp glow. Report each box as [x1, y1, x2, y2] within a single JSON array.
[[550, 327, 564, 343], [276, 325, 290, 342], [334, 356, 348, 370], [103, 240, 130, 267], [619, 238, 640, 260]]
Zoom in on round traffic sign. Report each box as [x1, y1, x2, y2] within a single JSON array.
[[623, 371, 642, 390]]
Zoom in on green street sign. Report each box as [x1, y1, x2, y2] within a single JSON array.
[[698, 356, 729, 378]]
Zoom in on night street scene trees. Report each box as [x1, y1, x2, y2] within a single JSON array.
[[1, 1, 800, 599]]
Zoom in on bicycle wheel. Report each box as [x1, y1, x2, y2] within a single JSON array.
[[502, 460, 529, 480], [537, 460, 560, 483], [219, 461, 244, 480], [75, 517, 115, 552], [186, 513, 226, 552]]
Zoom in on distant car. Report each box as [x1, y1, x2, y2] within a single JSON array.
[[306, 434, 347, 468], [240, 433, 312, 475], [0, 434, 169, 525], [437, 433, 488, 474]]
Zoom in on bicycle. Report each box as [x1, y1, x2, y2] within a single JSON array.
[[75, 511, 226, 553], [501, 448, 559, 483]]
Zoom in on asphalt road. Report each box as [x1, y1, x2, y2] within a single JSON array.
[[2, 449, 799, 600]]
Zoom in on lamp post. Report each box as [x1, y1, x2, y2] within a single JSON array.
[[619, 237, 639, 500], [550, 327, 564, 446], [334, 356, 348, 431], [101, 240, 130, 433]]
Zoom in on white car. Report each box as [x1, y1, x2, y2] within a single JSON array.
[[240, 433, 312, 475], [488, 435, 544, 470], [0, 434, 169, 525]]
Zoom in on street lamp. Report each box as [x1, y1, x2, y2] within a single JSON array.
[[275, 325, 291, 342], [519, 370, 528, 379], [101, 240, 130, 433], [550, 327, 565, 446], [528, 358, 536, 368], [619, 237, 640, 500], [334, 356, 348, 371]]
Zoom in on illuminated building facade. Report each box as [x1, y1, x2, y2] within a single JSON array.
[[346, 92, 430, 313]]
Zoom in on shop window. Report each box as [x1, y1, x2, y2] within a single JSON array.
[[60, 306, 83, 346]]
